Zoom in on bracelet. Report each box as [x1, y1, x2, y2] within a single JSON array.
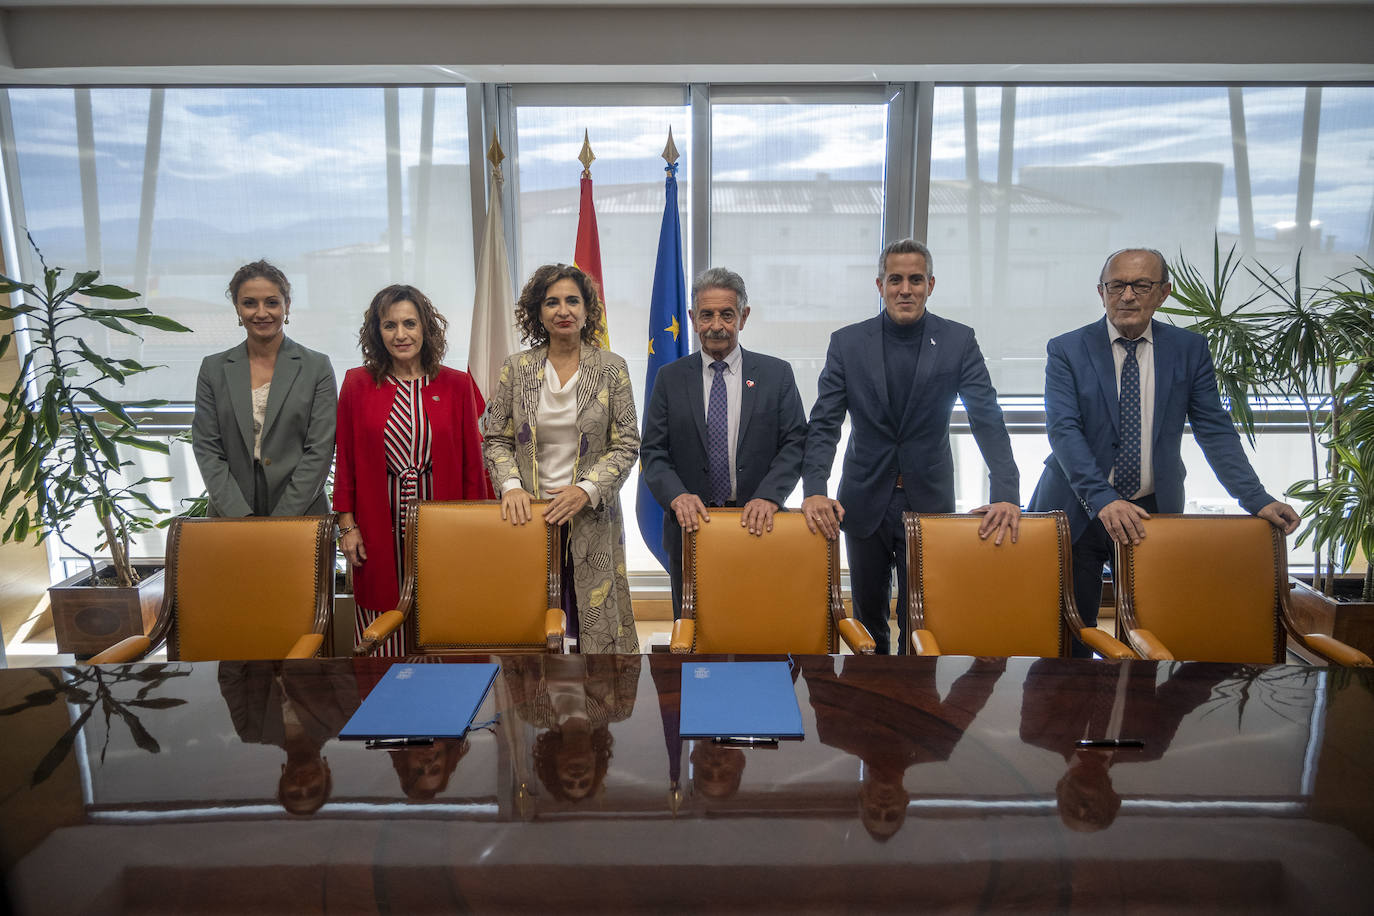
[[337, 525, 356, 539]]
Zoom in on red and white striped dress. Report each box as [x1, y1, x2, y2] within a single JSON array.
[[355, 375, 433, 657]]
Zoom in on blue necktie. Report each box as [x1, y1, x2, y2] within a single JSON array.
[[707, 360, 730, 506], [1114, 338, 1141, 499]]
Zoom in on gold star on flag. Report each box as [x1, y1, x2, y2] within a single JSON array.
[[648, 336, 655, 355], [666, 315, 680, 340]]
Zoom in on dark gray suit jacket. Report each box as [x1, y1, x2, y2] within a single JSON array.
[[640, 347, 807, 607], [192, 335, 337, 517]]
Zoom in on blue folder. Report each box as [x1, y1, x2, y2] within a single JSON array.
[[679, 661, 804, 739], [340, 663, 500, 740]]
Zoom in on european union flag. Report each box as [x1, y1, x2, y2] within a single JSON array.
[[636, 159, 689, 572]]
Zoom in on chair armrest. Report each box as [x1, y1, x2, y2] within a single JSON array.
[[837, 618, 876, 655], [1128, 628, 1174, 661], [1078, 628, 1137, 660], [1302, 633, 1373, 667], [545, 608, 567, 653], [286, 633, 325, 659], [353, 609, 405, 656], [670, 618, 694, 654], [86, 635, 151, 665], [911, 629, 941, 656]]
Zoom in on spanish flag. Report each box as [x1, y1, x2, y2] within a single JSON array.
[[574, 131, 611, 349]]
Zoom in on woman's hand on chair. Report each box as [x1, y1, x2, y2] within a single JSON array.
[[502, 487, 534, 525]]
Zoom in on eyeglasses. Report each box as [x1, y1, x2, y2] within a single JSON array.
[[1100, 280, 1165, 297]]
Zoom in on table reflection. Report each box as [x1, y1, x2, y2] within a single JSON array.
[[499, 654, 640, 806], [3, 656, 1372, 914], [217, 660, 359, 814], [803, 655, 1005, 839]]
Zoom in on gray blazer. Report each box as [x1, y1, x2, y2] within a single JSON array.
[[192, 335, 337, 517]]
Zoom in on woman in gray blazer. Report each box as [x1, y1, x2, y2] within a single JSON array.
[[192, 261, 337, 516]]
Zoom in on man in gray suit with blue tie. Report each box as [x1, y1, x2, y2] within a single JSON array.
[[641, 267, 808, 617], [803, 239, 1021, 655], [1028, 248, 1300, 656]]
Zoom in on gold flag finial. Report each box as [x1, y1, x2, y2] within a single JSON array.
[[661, 127, 679, 167], [578, 129, 596, 178], [487, 129, 505, 169]]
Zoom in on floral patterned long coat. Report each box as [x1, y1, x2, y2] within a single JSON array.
[[482, 344, 640, 653]]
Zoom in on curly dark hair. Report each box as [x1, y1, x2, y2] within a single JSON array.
[[514, 263, 604, 348], [532, 725, 613, 802], [227, 259, 291, 304], [358, 284, 449, 382]]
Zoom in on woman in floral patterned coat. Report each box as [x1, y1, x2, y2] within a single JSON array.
[[482, 263, 640, 654]]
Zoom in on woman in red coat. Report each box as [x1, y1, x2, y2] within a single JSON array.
[[334, 284, 492, 655]]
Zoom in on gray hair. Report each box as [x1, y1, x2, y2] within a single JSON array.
[[1099, 248, 1170, 284], [691, 267, 748, 309], [878, 238, 934, 278]]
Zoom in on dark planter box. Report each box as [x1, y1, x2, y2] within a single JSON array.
[[1288, 574, 1374, 663], [49, 563, 165, 657]]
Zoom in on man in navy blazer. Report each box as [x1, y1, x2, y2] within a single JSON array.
[[1028, 248, 1299, 656], [803, 239, 1021, 655], [641, 267, 808, 617]]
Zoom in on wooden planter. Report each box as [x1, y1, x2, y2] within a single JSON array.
[[49, 563, 165, 657], [1288, 574, 1374, 663]]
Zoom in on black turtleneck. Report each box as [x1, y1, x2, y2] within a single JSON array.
[[882, 308, 926, 425]]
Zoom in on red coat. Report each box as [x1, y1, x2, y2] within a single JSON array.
[[333, 366, 494, 611]]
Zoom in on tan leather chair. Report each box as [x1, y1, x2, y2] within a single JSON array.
[[355, 500, 565, 656], [904, 511, 1134, 658], [1115, 514, 1371, 666], [88, 515, 336, 663], [670, 508, 875, 654]]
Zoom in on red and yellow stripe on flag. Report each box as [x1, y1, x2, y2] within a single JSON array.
[[574, 173, 611, 349]]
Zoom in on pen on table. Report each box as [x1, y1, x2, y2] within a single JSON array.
[[1075, 738, 1144, 749], [365, 737, 436, 749], [712, 736, 778, 747]]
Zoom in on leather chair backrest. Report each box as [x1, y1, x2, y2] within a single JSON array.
[[411, 502, 553, 650], [910, 514, 1067, 657], [688, 510, 834, 654], [1120, 515, 1281, 664], [173, 517, 329, 661]]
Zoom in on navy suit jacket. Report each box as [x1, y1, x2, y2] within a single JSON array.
[[641, 346, 807, 567], [1028, 317, 1274, 540], [803, 312, 1019, 540]]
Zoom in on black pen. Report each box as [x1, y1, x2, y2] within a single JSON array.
[[1076, 738, 1144, 749], [712, 736, 779, 747], [365, 737, 436, 749]]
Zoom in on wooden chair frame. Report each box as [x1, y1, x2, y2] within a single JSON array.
[[355, 499, 565, 656], [1115, 513, 1371, 666], [673, 508, 874, 654], [89, 514, 336, 664], [904, 510, 1134, 658]]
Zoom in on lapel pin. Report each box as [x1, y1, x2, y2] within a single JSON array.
[[432, 395, 440, 401], [746, 379, 755, 388]]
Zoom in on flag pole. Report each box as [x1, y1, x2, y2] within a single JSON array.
[[574, 130, 611, 348]]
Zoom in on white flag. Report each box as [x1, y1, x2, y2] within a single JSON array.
[[468, 157, 518, 404]]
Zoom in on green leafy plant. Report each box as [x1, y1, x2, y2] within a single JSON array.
[[0, 237, 192, 587], [1163, 239, 1374, 598]]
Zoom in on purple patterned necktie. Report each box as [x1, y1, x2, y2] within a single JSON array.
[[707, 360, 730, 506], [1114, 338, 1141, 499]]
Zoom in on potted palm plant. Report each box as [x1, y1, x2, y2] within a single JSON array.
[[0, 240, 191, 654], [1163, 241, 1374, 655]]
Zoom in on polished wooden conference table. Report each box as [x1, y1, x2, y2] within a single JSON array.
[[2, 654, 1372, 913]]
